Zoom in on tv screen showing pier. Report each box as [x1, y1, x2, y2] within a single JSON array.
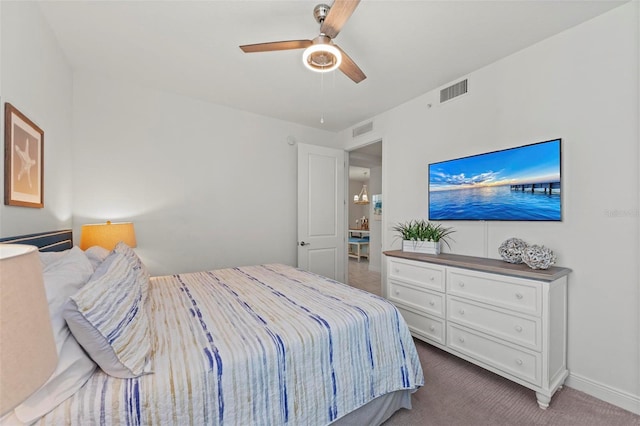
[[428, 139, 561, 221]]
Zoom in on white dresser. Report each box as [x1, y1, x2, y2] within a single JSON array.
[[385, 250, 571, 409]]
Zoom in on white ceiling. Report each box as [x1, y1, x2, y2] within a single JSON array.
[[349, 140, 382, 176], [37, 0, 626, 132], [349, 166, 370, 182]]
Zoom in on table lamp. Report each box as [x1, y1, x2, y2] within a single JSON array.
[[79, 221, 137, 250], [0, 244, 57, 415]]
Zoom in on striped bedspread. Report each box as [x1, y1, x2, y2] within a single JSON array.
[[39, 264, 424, 425]]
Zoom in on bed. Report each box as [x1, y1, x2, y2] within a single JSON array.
[[0, 230, 424, 425]]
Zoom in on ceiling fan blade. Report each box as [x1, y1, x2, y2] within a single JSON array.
[[321, 0, 360, 39], [240, 40, 312, 53], [337, 46, 366, 83]]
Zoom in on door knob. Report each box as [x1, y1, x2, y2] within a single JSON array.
[[299, 241, 310, 246]]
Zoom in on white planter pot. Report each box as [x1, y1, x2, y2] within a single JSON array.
[[402, 240, 441, 255]]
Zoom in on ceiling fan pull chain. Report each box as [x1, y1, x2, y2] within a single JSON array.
[[320, 71, 325, 124]]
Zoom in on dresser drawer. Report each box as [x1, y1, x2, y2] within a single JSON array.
[[447, 297, 541, 351], [447, 268, 541, 316], [396, 306, 445, 345], [388, 258, 445, 292], [448, 324, 541, 386], [389, 280, 445, 317]]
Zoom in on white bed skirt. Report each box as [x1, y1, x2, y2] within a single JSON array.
[[332, 389, 413, 425]]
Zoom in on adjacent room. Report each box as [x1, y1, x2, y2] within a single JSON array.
[[348, 141, 382, 295], [1, 0, 638, 425]]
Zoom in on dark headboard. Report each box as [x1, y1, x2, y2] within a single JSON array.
[[0, 229, 73, 252]]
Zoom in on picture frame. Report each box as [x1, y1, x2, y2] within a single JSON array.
[[4, 103, 44, 208], [372, 194, 382, 220]]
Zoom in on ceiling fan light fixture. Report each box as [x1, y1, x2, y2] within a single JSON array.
[[302, 37, 342, 73]]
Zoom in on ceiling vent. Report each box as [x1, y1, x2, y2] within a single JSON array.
[[440, 79, 468, 103], [352, 121, 373, 138]]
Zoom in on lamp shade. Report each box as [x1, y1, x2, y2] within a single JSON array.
[[0, 244, 57, 415], [80, 221, 137, 251]]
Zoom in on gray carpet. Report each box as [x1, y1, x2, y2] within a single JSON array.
[[383, 339, 640, 426]]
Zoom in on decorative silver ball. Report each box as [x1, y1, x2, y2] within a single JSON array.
[[498, 238, 528, 264], [522, 245, 557, 270]]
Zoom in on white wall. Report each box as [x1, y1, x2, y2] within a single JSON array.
[[0, 1, 73, 236], [344, 1, 639, 414], [71, 72, 340, 275]]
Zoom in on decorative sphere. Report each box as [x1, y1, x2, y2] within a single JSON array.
[[522, 245, 557, 270], [498, 238, 528, 264]]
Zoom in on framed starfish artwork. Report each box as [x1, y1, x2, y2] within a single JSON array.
[[4, 103, 44, 208]]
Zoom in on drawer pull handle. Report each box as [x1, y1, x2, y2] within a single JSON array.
[[515, 293, 523, 300], [458, 337, 465, 343], [515, 325, 523, 332], [429, 300, 435, 306], [458, 282, 465, 288], [395, 290, 400, 296], [459, 309, 465, 315], [429, 325, 436, 332], [516, 359, 523, 366], [394, 268, 400, 273], [430, 276, 435, 281]]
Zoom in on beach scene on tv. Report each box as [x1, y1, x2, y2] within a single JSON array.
[[429, 139, 561, 221]]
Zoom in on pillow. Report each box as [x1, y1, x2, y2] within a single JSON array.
[[39, 249, 68, 268], [113, 241, 150, 299], [86, 249, 119, 281], [84, 245, 110, 271], [39, 247, 94, 348], [14, 247, 97, 424], [63, 251, 151, 378]]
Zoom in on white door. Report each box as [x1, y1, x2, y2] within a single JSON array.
[[297, 143, 345, 282]]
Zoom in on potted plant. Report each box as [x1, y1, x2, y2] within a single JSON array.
[[392, 219, 455, 255]]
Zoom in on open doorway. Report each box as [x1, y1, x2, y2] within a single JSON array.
[[347, 141, 382, 296]]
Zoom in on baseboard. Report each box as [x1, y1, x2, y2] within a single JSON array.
[[566, 372, 640, 415]]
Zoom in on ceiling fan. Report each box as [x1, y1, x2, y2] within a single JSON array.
[[239, 0, 366, 84]]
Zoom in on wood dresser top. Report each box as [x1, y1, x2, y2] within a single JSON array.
[[383, 250, 571, 282]]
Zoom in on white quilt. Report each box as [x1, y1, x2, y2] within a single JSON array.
[[38, 264, 423, 425]]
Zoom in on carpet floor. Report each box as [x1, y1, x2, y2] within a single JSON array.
[[383, 339, 640, 426]]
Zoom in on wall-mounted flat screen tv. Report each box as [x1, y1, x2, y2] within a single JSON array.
[[428, 139, 561, 221]]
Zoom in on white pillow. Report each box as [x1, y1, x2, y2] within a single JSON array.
[[40, 248, 94, 346], [14, 247, 97, 424], [39, 249, 68, 269], [84, 245, 110, 271], [64, 251, 152, 378]]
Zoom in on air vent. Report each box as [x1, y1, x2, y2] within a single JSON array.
[[440, 79, 468, 103], [352, 121, 373, 138]]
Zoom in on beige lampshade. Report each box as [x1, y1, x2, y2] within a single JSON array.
[[80, 221, 137, 250], [0, 244, 58, 415]]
